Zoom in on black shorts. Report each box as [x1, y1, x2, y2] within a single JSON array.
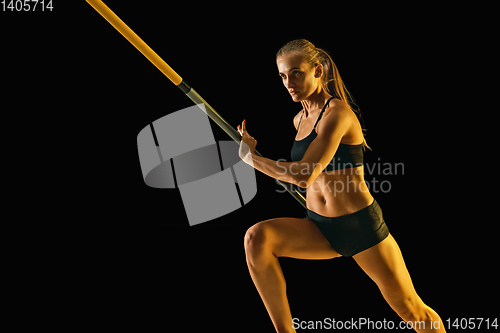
[[306, 200, 390, 257]]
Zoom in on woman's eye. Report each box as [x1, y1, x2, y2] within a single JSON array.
[[293, 71, 300, 76]]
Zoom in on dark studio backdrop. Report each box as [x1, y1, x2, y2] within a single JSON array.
[[2, 1, 496, 331]]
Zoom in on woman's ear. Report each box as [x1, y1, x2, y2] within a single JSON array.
[[314, 63, 323, 78]]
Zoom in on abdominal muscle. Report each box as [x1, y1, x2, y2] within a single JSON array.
[[306, 166, 374, 217]]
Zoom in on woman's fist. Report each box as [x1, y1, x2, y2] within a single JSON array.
[[238, 119, 257, 164]]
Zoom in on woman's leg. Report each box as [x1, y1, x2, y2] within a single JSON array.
[[244, 217, 340, 333], [353, 234, 446, 333]]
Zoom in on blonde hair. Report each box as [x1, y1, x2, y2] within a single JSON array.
[[277, 39, 370, 149]]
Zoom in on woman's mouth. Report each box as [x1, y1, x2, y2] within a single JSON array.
[[289, 90, 299, 95]]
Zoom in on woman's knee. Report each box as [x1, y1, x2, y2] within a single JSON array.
[[244, 221, 275, 259]]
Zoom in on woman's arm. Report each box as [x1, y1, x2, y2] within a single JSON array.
[[238, 102, 352, 188], [246, 154, 311, 187]]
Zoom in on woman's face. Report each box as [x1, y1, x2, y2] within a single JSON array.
[[277, 53, 320, 102]]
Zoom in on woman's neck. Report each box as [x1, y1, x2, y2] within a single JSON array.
[[300, 87, 332, 118]]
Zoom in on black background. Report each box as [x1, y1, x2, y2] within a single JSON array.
[[2, 1, 496, 331]]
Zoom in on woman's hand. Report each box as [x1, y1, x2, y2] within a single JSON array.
[[237, 119, 257, 164]]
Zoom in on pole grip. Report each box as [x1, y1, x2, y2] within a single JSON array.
[[185, 88, 307, 208], [86, 0, 183, 85]]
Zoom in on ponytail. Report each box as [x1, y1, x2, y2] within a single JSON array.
[[317, 48, 370, 149]]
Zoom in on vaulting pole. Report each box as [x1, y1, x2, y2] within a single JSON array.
[[86, 0, 307, 208]]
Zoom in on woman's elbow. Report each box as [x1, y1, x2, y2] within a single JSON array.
[[296, 180, 309, 189], [294, 173, 316, 189], [289, 161, 321, 188], [292, 164, 319, 188]]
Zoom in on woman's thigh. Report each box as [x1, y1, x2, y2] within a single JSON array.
[[245, 217, 341, 260]]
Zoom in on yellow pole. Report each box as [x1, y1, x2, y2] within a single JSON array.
[[86, 0, 307, 208], [86, 0, 183, 85]]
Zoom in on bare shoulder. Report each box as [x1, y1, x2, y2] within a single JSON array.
[[293, 109, 305, 130], [319, 99, 364, 144], [322, 99, 352, 122], [315, 99, 353, 138]]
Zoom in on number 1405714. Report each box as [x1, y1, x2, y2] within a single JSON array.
[[445, 318, 498, 330], [1, 0, 53, 11]]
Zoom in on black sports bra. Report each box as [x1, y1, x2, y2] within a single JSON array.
[[291, 97, 364, 171]]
